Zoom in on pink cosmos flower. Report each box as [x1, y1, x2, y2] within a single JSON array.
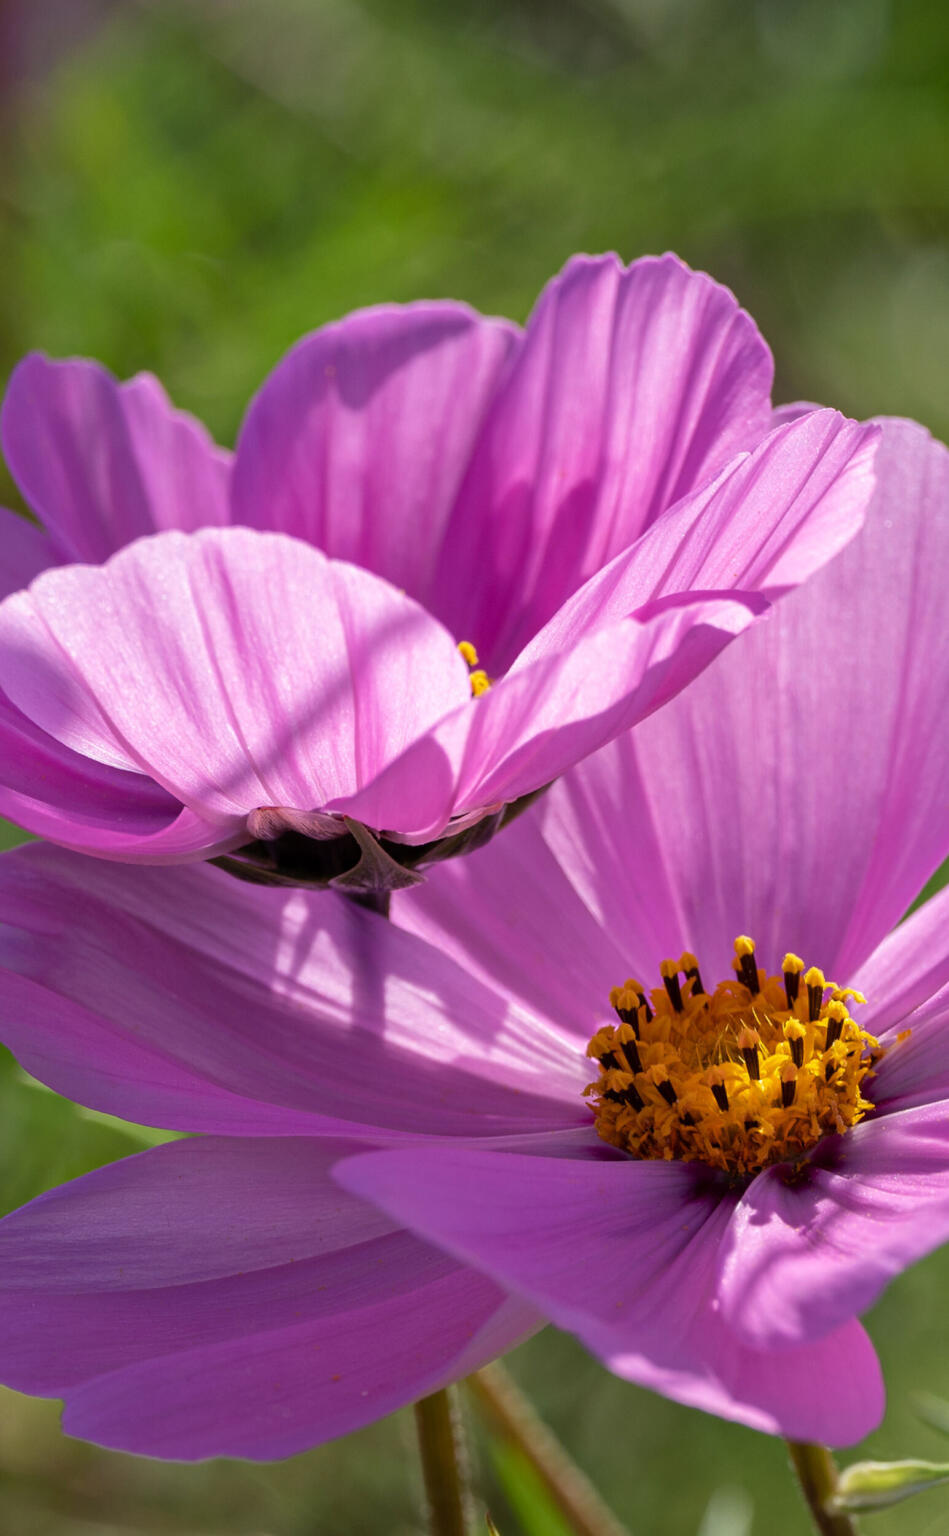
[[0, 417, 944, 1457], [0, 255, 877, 881]]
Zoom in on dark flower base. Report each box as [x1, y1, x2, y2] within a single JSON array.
[[211, 786, 548, 900]]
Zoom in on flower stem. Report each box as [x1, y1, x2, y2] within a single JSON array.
[[414, 1387, 471, 1536], [786, 1442, 861, 1536], [469, 1362, 632, 1536]]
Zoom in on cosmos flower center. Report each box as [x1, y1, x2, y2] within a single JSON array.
[[584, 936, 881, 1178], [457, 640, 491, 697]]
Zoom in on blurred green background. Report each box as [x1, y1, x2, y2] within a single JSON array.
[[3, 0, 949, 1531]]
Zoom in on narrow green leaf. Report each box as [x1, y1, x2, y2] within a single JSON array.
[[831, 1458, 949, 1513], [486, 1517, 504, 1535], [912, 1390, 949, 1436], [489, 1441, 575, 1536]]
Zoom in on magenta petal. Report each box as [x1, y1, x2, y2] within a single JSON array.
[[335, 594, 760, 840], [0, 1137, 536, 1459], [0, 844, 583, 1135], [853, 884, 949, 1039], [0, 528, 470, 843], [231, 302, 518, 622], [720, 1101, 949, 1350], [0, 509, 61, 597], [855, 889, 949, 1109], [438, 253, 774, 671], [337, 1145, 883, 1443], [1, 355, 231, 562]]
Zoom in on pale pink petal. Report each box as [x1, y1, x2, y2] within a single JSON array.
[[231, 303, 518, 621], [437, 253, 774, 671], [511, 409, 879, 668], [0, 1137, 536, 1460], [0, 528, 470, 843], [569, 417, 949, 984], [719, 1102, 949, 1350], [1, 354, 231, 562], [0, 844, 585, 1135], [338, 1144, 883, 1444], [333, 594, 761, 841]]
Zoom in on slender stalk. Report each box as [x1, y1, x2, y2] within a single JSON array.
[[414, 1387, 471, 1536], [470, 1362, 632, 1536], [786, 1442, 860, 1536]]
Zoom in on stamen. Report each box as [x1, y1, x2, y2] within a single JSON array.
[[805, 966, 826, 1022], [660, 959, 684, 1013], [738, 1025, 761, 1080], [706, 1068, 730, 1112], [457, 640, 491, 697], [680, 951, 705, 996], [782, 952, 804, 1007], [587, 937, 881, 1178], [734, 936, 760, 996], [615, 1022, 642, 1074], [785, 1017, 806, 1068], [824, 1001, 847, 1052]]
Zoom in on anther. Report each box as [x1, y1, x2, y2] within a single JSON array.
[[706, 1068, 730, 1113], [780, 1061, 798, 1108], [805, 966, 826, 1023], [646, 1064, 678, 1104], [469, 670, 491, 696], [785, 1017, 806, 1068], [734, 936, 760, 996], [615, 1025, 642, 1075], [824, 1001, 847, 1052], [660, 959, 684, 1013], [680, 951, 705, 996], [782, 952, 804, 1008], [457, 640, 479, 668], [738, 1025, 761, 1080], [622, 1082, 645, 1111]]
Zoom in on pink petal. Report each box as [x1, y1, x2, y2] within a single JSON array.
[[561, 416, 949, 984], [0, 528, 470, 845], [719, 1101, 949, 1350], [231, 302, 518, 623], [395, 802, 634, 1044], [338, 1144, 882, 1445], [0, 844, 584, 1135], [511, 408, 879, 667], [334, 593, 761, 841], [1, 355, 231, 562], [437, 253, 774, 671], [0, 1137, 535, 1459]]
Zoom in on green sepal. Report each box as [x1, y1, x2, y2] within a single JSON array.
[[830, 1458, 949, 1513]]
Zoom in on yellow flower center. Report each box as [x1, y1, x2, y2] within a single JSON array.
[[458, 640, 491, 697], [585, 936, 881, 1178]]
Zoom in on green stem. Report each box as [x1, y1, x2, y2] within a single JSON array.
[[414, 1387, 471, 1536], [470, 1362, 632, 1536], [786, 1442, 861, 1536]]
